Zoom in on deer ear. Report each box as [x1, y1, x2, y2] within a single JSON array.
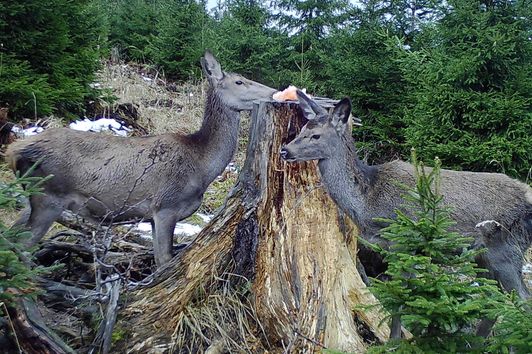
[[297, 90, 328, 121], [201, 50, 224, 83], [331, 98, 352, 135], [296, 89, 317, 121]]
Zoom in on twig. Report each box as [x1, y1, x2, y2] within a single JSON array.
[[294, 329, 327, 349], [1, 301, 22, 353]]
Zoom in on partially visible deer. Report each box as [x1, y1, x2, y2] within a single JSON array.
[[280, 90, 532, 302], [6, 51, 276, 267]]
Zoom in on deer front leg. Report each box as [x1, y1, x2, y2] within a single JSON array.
[[152, 197, 203, 267], [152, 209, 179, 267]]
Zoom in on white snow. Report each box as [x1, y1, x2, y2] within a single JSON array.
[[11, 125, 44, 137], [175, 222, 202, 235], [523, 263, 532, 274], [12, 118, 131, 138], [135, 222, 152, 233], [69, 118, 130, 136], [197, 213, 213, 223], [133, 221, 203, 239]]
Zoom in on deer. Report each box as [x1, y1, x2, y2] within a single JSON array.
[[6, 51, 276, 267], [280, 90, 532, 306]]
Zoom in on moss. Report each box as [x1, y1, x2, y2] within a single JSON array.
[[184, 214, 205, 226], [111, 321, 127, 344], [200, 174, 238, 214]]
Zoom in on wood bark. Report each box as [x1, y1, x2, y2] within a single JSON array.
[[6, 298, 76, 354], [123, 100, 389, 352]]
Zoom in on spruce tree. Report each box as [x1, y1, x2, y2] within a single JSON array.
[[0, 168, 51, 304], [398, 0, 532, 179], [148, 0, 210, 80], [273, 0, 353, 91], [322, 0, 444, 162], [204, 0, 288, 87], [323, 22, 407, 162], [107, 0, 159, 62], [0, 0, 105, 119], [485, 294, 532, 353], [367, 153, 500, 352]]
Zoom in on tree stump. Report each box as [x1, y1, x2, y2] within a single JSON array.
[[124, 100, 389, 352]]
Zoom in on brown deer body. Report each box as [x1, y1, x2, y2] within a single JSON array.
[[281, 91, 532, 300], [6, 52, 276, 266]]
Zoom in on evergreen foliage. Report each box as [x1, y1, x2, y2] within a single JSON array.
[[397, 0, 532, 179], [366, 152, 501, 352], [485, 293, 532, 353], [204, 0, 289, 87], [0, 0, 106, 119], [274, 0, 353, 91], [148, 0, 210, 79], [0, 167, 50, 303], [323, 24, 407, 162], [106, 0, 159, 61]]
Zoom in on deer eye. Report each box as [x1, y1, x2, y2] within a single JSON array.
[[235, 80, 243, 85], [311, 134, 321, 140]]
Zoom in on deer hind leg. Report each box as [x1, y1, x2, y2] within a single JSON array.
[[23, 194, 64, 247], [474, 220, 530, 337], [13, 206, 31, 228]]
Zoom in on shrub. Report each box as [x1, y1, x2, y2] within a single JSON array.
[[0, 165, 50, 303], [0, 0, 106, 119], [366, 152, 501, 352]]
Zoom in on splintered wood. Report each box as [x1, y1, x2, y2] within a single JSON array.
[[124, 100, 388, 353]]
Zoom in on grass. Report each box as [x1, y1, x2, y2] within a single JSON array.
[[172, 272, 268, 353], [96, 62, 206, 135]]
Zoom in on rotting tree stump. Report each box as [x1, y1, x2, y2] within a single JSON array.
[[124, 99, 389, 352]]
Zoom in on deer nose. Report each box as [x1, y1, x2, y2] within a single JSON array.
[[280, 147, 289, 160]]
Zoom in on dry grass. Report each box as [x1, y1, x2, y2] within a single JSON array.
[[171, 273, 269, 354], [0, 164, 19, 223], [96, 63, 206, 135]]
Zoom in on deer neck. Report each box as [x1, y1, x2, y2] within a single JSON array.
[[193, 87, 240, 184], [317, 135, 375, 226]]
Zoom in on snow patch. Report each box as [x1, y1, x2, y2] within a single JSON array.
[[175, 223, 202, 236], [11, 126, 44, 137], [69, 118, 130, 136], [197, 213, 213, 223], [523, 263, 532, 274], [12, 118, 131, 138], [133, 221, 202, 239]]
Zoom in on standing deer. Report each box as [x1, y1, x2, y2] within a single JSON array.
[[280, 90, 532, 301], [6, 51, 276, 267]]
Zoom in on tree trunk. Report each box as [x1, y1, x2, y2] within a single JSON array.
[[123, 100, 389, 352]]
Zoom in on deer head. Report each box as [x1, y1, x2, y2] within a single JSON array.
[[280, 90, 352, 162], [201, 51, 276, 111]]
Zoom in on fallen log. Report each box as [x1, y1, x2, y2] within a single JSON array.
[[5, 297, 76, 354]]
